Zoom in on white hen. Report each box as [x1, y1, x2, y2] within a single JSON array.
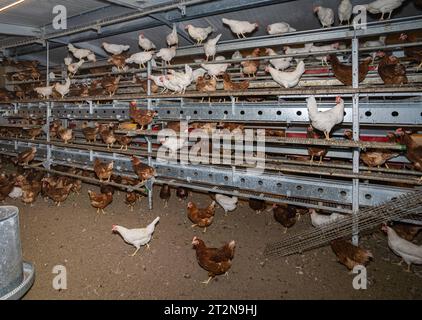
[[382, 225, 422, 272], [54, 78, 71, 98], [148, 75, 166, 92], [360, 0, 406, 20], [126, 51, 154, 69], [310, 209, 345, 227], [102, 42, 130, 55], [204, 34, 222, 61], [87, 53, 96, 63], [284, 43, 314, 57], [68, 44, 93, 60], [8, 187, 23, 199], [67, 59, 85, 76], [156, 47, 177, 66], [112, 217, 160, 256], [310, 43, 340, 66], [185, 24, 213, 44], [267, 22, 296, 35], [138, 33, 156, 51], [167, 24, 179, 47], [232, 50, 243, 60], [338, 0, 353, 25], [265, 48, 292, 70], [201, 56, 230, 78], [34, 86, 54, 99], [160, 75, 182, 93], [362, 36, 386, 48], [64, 57, 73, 66], [167, 65, 193, 93], [222, 18, 258, 38], [307, 96, 344, 140], [215, 194, 238, 215], [192, 68, 207, 82], [314, 6, 335, 28], [265, 60, 305, 88]]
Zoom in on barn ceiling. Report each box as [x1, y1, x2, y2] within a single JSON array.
[[0, 0, 421, 66]]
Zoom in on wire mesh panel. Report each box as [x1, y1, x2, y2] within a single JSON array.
[[264, 191, 422, 257]]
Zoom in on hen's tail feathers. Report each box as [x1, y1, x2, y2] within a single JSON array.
[[150, 216, 160, 227]]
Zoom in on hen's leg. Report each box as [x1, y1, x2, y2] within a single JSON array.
[[324, 131, 330, 140], [394, 259, 404, 266], [318, 156, 323, 165], [388, 11, 392, 20], [201, 276, 213, 285], [310, 155, 314, 164], [191, 224, 198, 228], [130, 247, 140, 257], [101, 209, 106, 214]]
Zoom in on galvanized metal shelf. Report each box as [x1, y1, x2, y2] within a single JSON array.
[[0, 139, 415, 209]]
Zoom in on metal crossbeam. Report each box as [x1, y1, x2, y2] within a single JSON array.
[[0, 23, 41, 37], [5, 99, 422, 125]]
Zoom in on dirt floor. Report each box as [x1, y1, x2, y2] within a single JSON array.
[[2, 184, 421, 300]]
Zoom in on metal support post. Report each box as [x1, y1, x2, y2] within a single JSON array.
[[351, 36, 360, 246], [147, 60, 153, 210]]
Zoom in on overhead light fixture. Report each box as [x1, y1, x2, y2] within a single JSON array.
[[0, 0, 25, 13]]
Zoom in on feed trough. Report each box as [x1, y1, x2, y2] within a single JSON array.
[[0, 206, 35, 300]]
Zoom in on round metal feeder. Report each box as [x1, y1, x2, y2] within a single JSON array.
[[0, 206, 35, 300]]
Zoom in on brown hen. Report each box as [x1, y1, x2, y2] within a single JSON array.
[[187, 201, 216, 232], [192, 237, 235, 285], [93, 158, 114, 182], [129, 102, 157, 130], [377, 53, 408, 85], [331, 239, 373, 271], [131, 155, 156, 182], [328, 54, 371, 86], [87, 190, 113, 214]]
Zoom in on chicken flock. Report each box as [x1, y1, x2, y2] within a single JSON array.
[[0, 0, 420, 102], [0, 0, 421, 284], [1, 145, 421, 283]]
